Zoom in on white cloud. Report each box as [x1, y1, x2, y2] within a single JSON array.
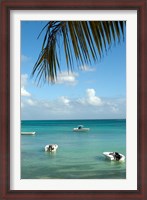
[[78, 88, 102, 106], [59, 96, 70, 106], [21, 54, 31, 62], [55, 71, 78, 85], [104, 98, 126, 114], [80, 65, 96, 72], [86, 89, 102, 106], [21, 88, 126, 120], [21, 87, 31, 97], [21, 74, 28, 87], [21, 74, 31, 97], [111, 106, 119, 113], [26, 99, 36, 106]]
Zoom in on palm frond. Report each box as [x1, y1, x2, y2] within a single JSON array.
[[32, 21, 126, 85]]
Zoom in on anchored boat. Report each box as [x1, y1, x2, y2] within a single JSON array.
[[73, 125, 90, 132], [21, 132, 36, 135], [103, 152, 125, 161], [45, 144, 58, 152]]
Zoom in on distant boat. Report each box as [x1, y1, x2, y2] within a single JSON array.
[[45, 144, 58, 152], [21, 132, 36, 135], [103, 152, 125, 161], [73, 125, 90, 132]]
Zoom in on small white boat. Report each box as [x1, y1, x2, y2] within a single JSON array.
[[21, 132, 36, 135], [103, 152, 125, 161], [45, 144, 58, 152], [73, 125, 90, 132]]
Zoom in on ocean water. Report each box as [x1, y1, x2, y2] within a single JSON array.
[[21, 119, 126, 179]]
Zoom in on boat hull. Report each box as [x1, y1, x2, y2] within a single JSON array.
[[45, 144, 58, 152], [73, 128, 90, 132], [21, 132, 36, 135], [103, 152, 125, 161]]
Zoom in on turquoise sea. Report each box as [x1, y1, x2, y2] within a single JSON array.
[[21, 119, 126, 179]]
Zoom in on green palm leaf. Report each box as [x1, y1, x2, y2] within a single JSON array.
[[32, 21, 126, 85]]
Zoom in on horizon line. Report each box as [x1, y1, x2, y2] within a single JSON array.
[[21, 118, 126, 121]]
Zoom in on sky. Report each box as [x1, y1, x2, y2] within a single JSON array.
[[21, 21, 126, 120]]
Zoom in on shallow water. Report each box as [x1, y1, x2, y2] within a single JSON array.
[[21, 119, 126, 179]]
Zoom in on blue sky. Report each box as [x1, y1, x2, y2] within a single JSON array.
[[21, 21, 126, 120]]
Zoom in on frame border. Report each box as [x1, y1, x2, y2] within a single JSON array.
[[0, 0, 147, 199]]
